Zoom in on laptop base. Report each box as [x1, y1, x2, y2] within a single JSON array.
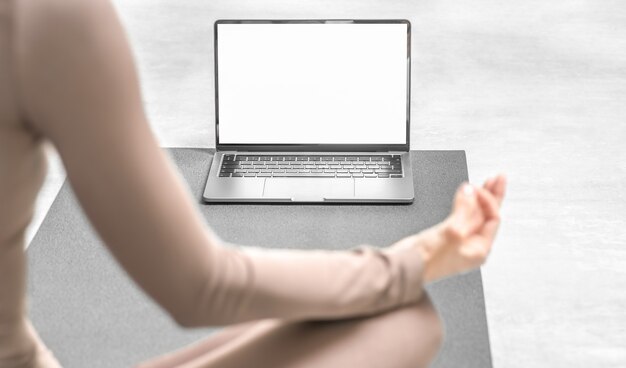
[[203, 152, 414, 203]]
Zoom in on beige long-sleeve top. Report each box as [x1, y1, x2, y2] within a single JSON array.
[[0, 0, 424, 366]]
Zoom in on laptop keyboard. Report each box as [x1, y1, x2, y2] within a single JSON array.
[[219, 155, 403, 178]]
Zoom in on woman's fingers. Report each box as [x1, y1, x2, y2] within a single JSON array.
[[448, 176, 506, 242], [478, 219, 501, 243], [494, 175, 507, 205], [447, 183, 483, 239], [476, 187, 500, 221], [482, 175, 506, 205], [484, 177, 496, 192], [460, 237, 492, 263], [476, 179, 505, 241], [452, 183, 473, 216]]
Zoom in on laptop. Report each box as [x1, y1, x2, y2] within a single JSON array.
[[203, 19, 414, 203]]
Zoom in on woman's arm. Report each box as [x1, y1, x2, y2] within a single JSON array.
[[14, 0, 426, 326]]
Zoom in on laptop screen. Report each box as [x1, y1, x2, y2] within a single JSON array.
[[216, 21, 409, 146]]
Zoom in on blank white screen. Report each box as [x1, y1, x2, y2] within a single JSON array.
[[217, 23, 408, 145]]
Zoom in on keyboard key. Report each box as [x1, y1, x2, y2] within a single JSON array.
[[321, 157, 333, 161], [257, 173, 272, 177], [391, 174, 403, 178], [345, 157, 358, 161], [232, 173, 244, 177], [244, 173, 256, 177], [364, 174, 378, 178], [378, 174, 390, 178], [358, 157, 370, 161], [371, 156, 383, 161], [219, 173, 231, 177], [224, 155, 235, 161], [337, 174, 351, 178]]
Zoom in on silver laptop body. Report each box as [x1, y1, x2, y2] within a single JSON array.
[[203, 19, 414, 203]]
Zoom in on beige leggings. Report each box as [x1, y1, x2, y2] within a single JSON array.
[[140, 296, 442, 368]]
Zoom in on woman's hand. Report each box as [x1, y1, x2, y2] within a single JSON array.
[[423, 175, 506, 283], [392, 175, 507, 284]]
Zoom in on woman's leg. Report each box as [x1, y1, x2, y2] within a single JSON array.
[[142, 294, 443, 368], [137, 321, 259, 368]]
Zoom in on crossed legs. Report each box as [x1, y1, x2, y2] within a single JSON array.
[[139, 294, 443, 368]]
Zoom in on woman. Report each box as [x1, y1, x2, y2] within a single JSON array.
[[0, 0, 506, 367]]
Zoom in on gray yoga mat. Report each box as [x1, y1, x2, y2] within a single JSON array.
[[27, 149, 491, 367]]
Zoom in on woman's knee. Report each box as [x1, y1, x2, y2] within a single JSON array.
[[379, 294, 444, 367], [164, 296, 445, 368]]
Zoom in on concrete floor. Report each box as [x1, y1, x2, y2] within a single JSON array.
[[27, 0, 626, 367]]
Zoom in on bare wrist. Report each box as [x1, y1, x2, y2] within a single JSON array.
[[417, 224, 448, 284]]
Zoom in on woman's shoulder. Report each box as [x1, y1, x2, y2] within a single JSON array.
[[15, 0, 120, 46], [14, 0, 133, 137]]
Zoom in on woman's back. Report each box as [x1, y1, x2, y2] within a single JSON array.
[[0, 0, 47, 245], [0, 0, 51, 364]]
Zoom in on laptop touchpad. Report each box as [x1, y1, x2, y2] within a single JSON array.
[[263, 178, 354, 201]]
